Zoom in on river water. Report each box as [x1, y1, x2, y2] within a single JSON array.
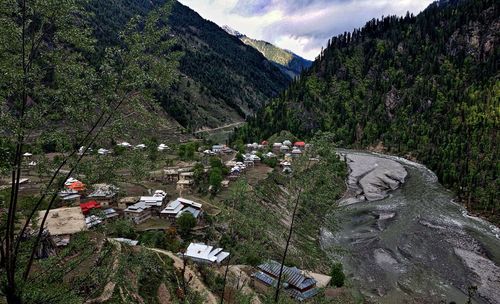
[[321, 150, 500, 304]]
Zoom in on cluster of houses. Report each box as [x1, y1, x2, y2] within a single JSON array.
[[77, 141, 171, 156], [204, 144, 234, 155]]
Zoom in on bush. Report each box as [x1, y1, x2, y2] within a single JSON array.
[[177, 212, 196, 237], [330, 262, 345, 287]]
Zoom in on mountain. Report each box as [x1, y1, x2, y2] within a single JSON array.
[[237, 0, 499, 223], [222, 26, 313, 79], [86, 0, 290, 131]]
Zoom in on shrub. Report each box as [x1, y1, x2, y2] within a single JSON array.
[[330, 262, 345, 287]]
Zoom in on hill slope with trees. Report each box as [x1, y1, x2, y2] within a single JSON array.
[[236, 0, 499, 223], [87, 0, 290, 130]]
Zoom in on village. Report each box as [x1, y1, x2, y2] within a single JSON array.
[[2, 136, 347, 303]]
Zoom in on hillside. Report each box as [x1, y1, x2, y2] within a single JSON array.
[[222, 26, 313, 79], [237, 0, 499, 222], [87, 0, 290, 131]]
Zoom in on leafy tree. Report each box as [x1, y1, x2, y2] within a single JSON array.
[[177, 212, 196, 237], [209, 167, 223, 194]]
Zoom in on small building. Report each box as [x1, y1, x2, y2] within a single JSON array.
[[177, 172, 195, 192], [221, 180, 230, 188], [97, 148, 110, 155], [252, 260, 319, 301], [280, 145, 290, 153], [103, 208, 119, 220], [265, 152, 277, 158], [123, 191, 167, 224], [87, 184, 119, 206], [212, 145, 225, 153], [66, 180, 86, 192], [283, 140, 292, 147], [135, 144, 146, 150], [164, 169, 179, 183], [158, 143, 169, 151], [291, 148, 303, 156], [160, 197, 203, 221], [58, 189, 81, 204], [294, 142, 306, 149], [80, 201, 101, 215], [183, 243, 230, 264], [117, 142, 132, 148]]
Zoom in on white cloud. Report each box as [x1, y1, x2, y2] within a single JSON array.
[[178, 0, 434, 60]]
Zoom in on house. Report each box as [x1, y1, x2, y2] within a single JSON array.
[[294, 142, 306, 149], [283, 140, 292, 147], [58, 189, 81, 204], [280, 145, 290, 153], [291, 148, 303, 156], [164, 169, 179, 182], [80, 201, 101, 215], [66, 180, 86, 192], [103, 208, 119, 220], [135, 144, 146, 150], [183, 243, 230, 264], [123, 191, 168, 224], [221, 180, 230, 188], [23, 152, 32, 157], [87, 184, 119, 206], [252, 260, 319, 301], [212, 145, 225, 153], [158, 143, 169, 151], [177, 172, 194, 191], [117, 142, 132, 148], [265, 152, 277, 158], [97, 148, 110, 155], [85, 215, 102, 228], [160, 197, 203, 221]]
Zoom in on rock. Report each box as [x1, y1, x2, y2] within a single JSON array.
[[345, 154, 407, 202]]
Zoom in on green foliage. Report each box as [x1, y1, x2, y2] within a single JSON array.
[[330, 262, 346, 287], [87, 0, 290, 130], [263, 157, 278, 168], [105, 219, 136, 239], [178, 142, 197, 160], [176, 212, 196, 237], [209, 167, 223, 194], [237, 0, 500, 223], [139, 230, 168, 249]]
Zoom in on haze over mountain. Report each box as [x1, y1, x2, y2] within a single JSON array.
[[222, 25, 312, 79]]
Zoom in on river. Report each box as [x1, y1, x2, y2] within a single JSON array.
[[321, 150, 500, 304]]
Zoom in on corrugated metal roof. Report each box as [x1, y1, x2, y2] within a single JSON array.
[[257, 261, 316, 289]]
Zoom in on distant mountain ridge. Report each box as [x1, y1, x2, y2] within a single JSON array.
[[222, 25, 313, 78]]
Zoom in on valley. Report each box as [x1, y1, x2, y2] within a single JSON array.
[[0, 0, 498, 303]]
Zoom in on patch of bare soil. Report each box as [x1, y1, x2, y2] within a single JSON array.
[[157, 283, 172, 304]]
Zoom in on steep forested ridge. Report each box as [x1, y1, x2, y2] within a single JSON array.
[[86, 0, 290, 130], [238, 0, 499, 222], [222, 26, 313, 79]]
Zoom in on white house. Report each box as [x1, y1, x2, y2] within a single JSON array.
[[98, 148, 110, 155], [117, 142, 132, 148], [158, 143, 169, 151], [135, 144, 146, 150], [184, 243, 230, 264], [160, 197, 203, 220]]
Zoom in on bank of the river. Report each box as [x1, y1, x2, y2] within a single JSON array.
[[322, 150, 500, 304]]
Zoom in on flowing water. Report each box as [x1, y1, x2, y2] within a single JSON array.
[[321, 150, 500, 304]]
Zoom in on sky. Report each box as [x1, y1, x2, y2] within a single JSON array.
[[178, 0, 434, 60]]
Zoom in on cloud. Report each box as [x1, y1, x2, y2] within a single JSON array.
[[178, 0, 434, 60]]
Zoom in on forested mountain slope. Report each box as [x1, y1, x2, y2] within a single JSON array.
[[237, 0, 499, 222], [87, 0, 290, 130], [222, 26, 313, 79]]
